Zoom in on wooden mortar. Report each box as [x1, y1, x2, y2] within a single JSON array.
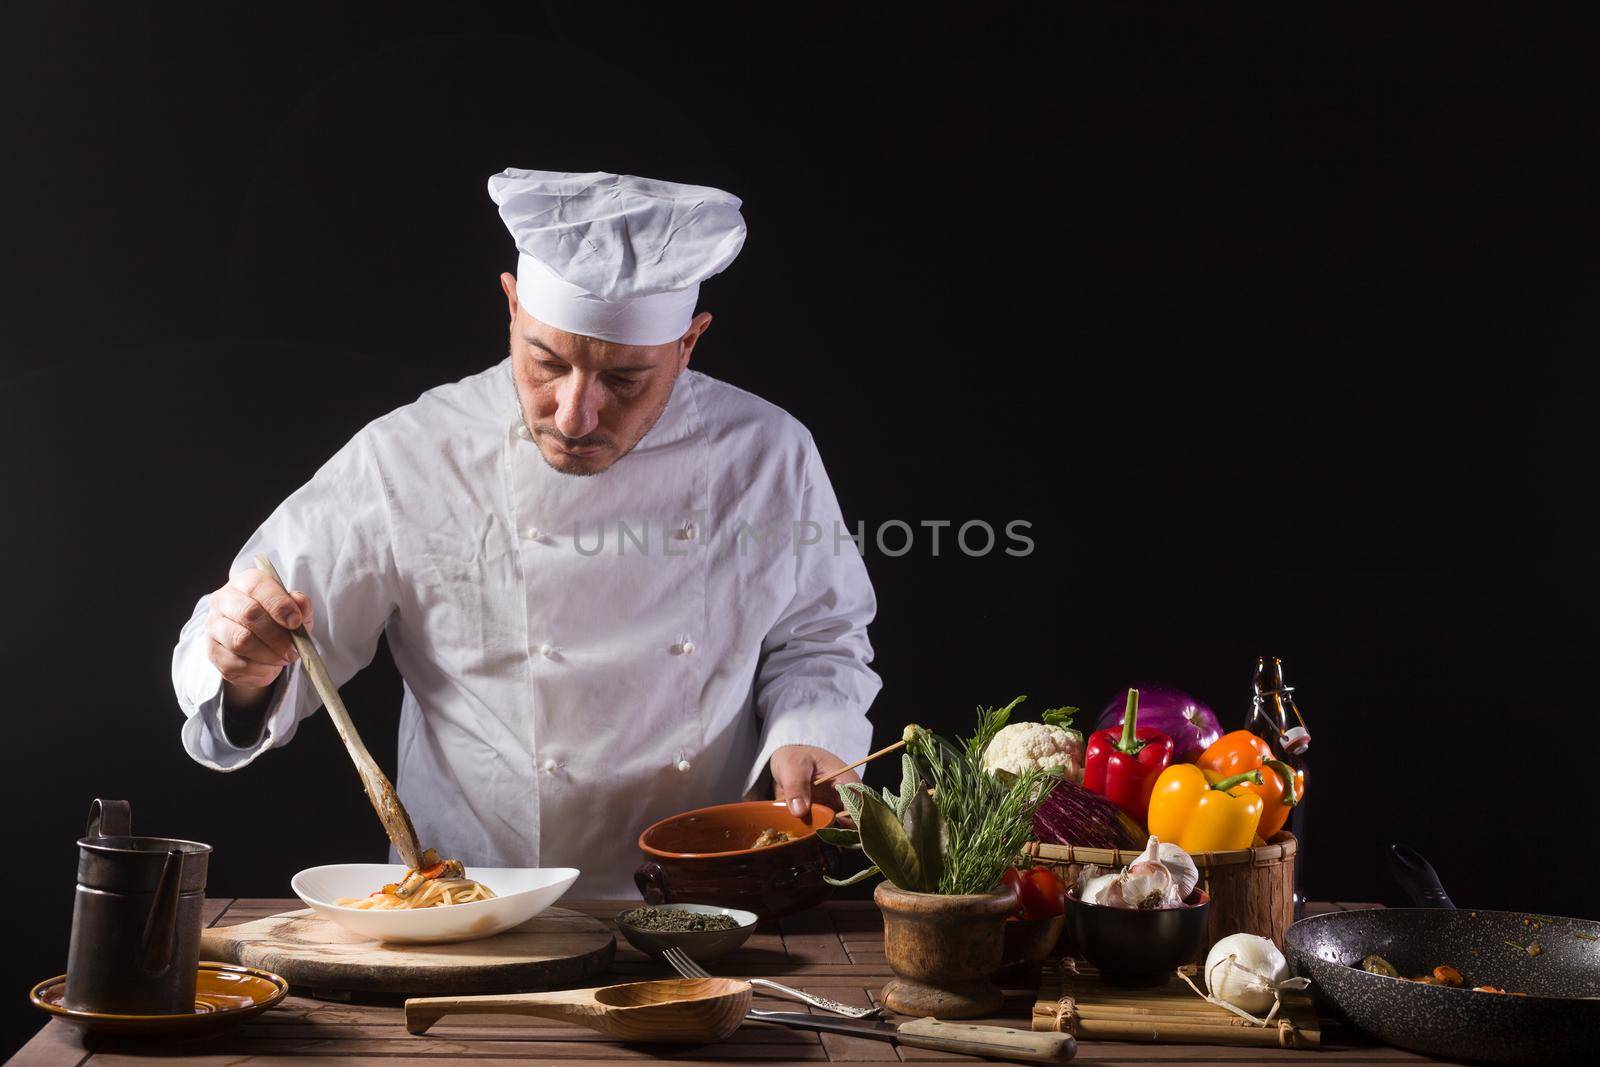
[[875, 882, 1015, 1019]]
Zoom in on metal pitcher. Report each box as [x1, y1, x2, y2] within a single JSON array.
[[64, 799, 212, 1014]]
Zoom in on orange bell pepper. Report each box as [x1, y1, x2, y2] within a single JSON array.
[[1146, 764, 1265, 852], [1196, 731, 1303, 839]]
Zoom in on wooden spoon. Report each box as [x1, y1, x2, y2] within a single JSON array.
[[405, 977, 753, 1042], [253, 553, 425, 872]]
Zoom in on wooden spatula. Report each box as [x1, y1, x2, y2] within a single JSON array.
[[405, 978, 753, 1042], [253, 553, 429, 875]]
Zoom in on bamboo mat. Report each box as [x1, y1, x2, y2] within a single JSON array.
[[1032, 957, 1322, 1049]]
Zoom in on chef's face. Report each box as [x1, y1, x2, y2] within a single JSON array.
[[501, 273, 712, 476]]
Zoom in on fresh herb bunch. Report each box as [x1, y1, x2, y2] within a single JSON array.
[[821, 697, 1062, 896]]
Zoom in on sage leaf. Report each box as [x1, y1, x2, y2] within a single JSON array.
[[835, 782, 868, 823], [824, 865, 882, 888], [894, 753, 920, 817], [856, 788, 923, 891], [815, 827, 862, 847], [902, 786, 946, 892]]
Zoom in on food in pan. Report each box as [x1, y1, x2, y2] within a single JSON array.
[[750, 827, 797, 849], [336, 853, 496, 910], [1357, 954, 1525, 993], [1429, 964, 1465, 986], [1360, 953, 1400, 978]]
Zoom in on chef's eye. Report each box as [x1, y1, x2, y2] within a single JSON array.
[[606, 374, 643, 391], [536, 360, 567, 374]]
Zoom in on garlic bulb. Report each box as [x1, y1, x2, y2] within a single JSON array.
[[1079, 871, 1119, 906], [1202, 934, 1310, 1020], [1112, 837, 1178, 909], [1079, 838, 1197, 910], [1158, 841, 1200, 898]]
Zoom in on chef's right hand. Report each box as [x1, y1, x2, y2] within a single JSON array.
[[205, 568, 315, 694]]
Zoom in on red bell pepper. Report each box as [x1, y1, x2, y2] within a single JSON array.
[[1083, 688, 1175, 823]]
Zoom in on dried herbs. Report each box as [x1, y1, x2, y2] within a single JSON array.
[[619, 907, 740, 932]]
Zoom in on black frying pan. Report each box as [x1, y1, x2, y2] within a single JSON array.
[[1285, 845, 1600, 1064]]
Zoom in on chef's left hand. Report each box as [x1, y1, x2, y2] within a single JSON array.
[[771, 744, 860, 821]]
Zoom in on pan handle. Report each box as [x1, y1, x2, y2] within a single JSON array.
[[1388, 843, 1456, 909]]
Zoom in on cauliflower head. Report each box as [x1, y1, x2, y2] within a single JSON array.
[[982, 721, 1084, 781]]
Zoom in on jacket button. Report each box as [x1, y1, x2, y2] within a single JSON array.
[[538, 643, 555, 658], [676, 522, 696, 540], [522, 526, 543, 541], [677, 759, 692, 773], [543, 758, 558, 773], [515, 424, 533, 440]]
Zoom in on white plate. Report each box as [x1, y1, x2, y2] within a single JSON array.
[[291, 864, 579, 944]]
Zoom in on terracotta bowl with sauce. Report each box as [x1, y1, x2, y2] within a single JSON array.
[[635, 801, 836, 919]]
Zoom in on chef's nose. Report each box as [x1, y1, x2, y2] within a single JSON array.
[[554, 372, 601, 439]]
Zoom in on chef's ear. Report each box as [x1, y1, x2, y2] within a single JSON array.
[[499, 272, 520, 323], [677, 312, 713, 369]]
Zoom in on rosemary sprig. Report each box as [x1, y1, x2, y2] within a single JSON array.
[[902, 697, 1061, 895]]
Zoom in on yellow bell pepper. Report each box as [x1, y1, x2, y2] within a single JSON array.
[[1146, 764, 1265, 852]]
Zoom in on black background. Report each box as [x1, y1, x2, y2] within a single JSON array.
[[5, 1, 1599, 1054]]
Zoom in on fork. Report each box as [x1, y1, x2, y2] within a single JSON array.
[[661, 946, 884, 1019]]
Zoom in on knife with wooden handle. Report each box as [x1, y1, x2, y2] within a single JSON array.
[[749, 1011, 1076, 1062], [253, 553, 424, 871]]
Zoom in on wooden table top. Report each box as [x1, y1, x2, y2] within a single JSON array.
[[10, 898, 1470, 1066]]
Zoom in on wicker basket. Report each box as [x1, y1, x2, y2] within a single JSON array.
[[1024, 832, 1297, 950]]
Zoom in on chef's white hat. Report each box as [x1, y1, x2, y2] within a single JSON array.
[[488, 168, 747, 346]]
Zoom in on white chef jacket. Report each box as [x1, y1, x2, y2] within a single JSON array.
[[171, 359, 880, 897]]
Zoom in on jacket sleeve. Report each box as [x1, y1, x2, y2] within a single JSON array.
[[171, 428, 400, 772], [745, 435, 882, 794]]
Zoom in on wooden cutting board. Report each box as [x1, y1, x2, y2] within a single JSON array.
[[200, 907, 615, 995]]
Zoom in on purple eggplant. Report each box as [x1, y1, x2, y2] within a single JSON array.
[[1093, 684, 1222, 764], [1033, 779, 1145, 850]]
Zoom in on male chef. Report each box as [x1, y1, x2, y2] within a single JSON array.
[[171, 168, 880, 896]]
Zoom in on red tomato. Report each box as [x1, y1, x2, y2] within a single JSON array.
[[1015, 867, 1067, 919], [999, 866, 1065, 919], [1000, 868, 1027, 916]]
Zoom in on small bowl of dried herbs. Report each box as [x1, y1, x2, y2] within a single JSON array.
[[616, 903, 760, 962]]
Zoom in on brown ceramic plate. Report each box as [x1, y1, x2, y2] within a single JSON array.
[[635, 800, 838, 919], [639, 800, 835, 858], [30, 962, 288, 1036]]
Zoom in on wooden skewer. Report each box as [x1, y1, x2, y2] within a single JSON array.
[[1063, 1015, 1312, 1048], [812, 739, 907, 787]]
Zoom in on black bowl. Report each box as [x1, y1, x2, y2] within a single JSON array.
[[1064, 888, 1211, 987]]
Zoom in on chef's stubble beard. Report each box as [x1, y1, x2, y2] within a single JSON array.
[[513, 360, 681, 479]]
